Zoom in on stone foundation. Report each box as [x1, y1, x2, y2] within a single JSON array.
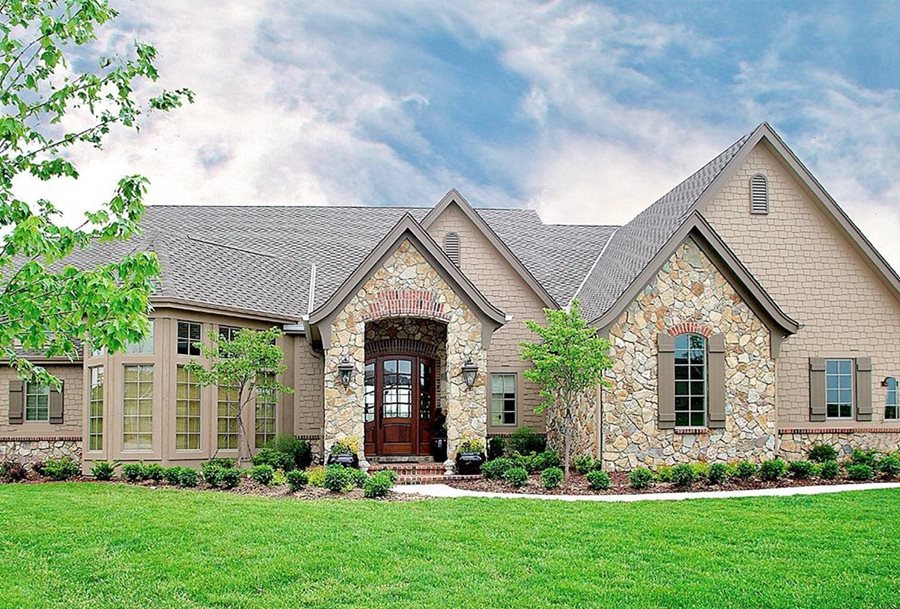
[[0, 437, 82, 468], [777, 429, 900, 460]]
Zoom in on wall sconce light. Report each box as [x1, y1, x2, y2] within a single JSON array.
[[337, 357, 354, 387], [461, 358, 478, 388]]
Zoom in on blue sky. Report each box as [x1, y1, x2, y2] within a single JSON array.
[[28, 1, 900, 270]]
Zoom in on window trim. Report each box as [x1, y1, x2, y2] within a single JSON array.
[[825, 358, 855, 420], [175, 365, 202, 451], [122, 364, 154, 452], [176, 320, 203, 357], [88, 366, 104, 452], [489, 372, 517, 427], [24, 382, 50, 423]]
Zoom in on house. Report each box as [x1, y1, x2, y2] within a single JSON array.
[[2, 123, 899, 473]]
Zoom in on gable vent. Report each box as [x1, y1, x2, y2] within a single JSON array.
[[750, 173, 769, 214], [443, 232, 461, 266]]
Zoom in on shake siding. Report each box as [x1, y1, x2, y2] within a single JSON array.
[[293, 336, 324, 438], [702, 144, 900, 428], [426, 204, 548, 432], [0, 364, 83, 436]]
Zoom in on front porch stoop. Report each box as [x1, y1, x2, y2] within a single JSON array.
[[368, 462, 480, 485]]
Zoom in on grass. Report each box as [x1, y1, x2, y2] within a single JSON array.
[[1, 484, 899, 609]]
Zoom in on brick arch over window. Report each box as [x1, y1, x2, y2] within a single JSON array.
[[365, 338, 441, 360], [359, 290, 452, 323], [657, 331, 725, 429]]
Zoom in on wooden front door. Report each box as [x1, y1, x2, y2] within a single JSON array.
[[364, 355, 436, 456]]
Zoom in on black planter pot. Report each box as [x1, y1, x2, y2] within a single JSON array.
[[455, 452, 485, 475], [431, 438, 448, 462], [327, 453, 359, 468]]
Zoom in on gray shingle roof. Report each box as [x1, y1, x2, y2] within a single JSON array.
[[576, 130, 754, 322], [60, 205, 614, 320]]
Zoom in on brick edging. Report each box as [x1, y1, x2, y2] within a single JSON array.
[[778, 428, 900, 435], [0, 436, 81, 442]]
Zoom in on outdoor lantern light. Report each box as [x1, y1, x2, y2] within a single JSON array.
[[461, 358, 478, 388], [337, 357, 354, 387]]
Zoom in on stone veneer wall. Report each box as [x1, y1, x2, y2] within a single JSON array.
[[777, 430, 900, 460], [545, 389, 597, 459], [324, 239, 486, 464], [0, 438, 82, 467], [600, 238, 776, 471]]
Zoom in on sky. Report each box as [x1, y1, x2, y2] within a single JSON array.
[[19, 0, 900, 271]]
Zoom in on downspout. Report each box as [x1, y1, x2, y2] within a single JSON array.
[[597, 382, 604, 464]]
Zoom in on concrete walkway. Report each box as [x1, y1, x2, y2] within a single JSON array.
[[394, 481, 900, 502]]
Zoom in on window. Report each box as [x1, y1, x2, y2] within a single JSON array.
[[826, 359, 854, 418], [490, 373, 517, 426], [177, 321, 202, 356], [125, 320, 154, 354], [382, 359, 412, 418], [176, 366, 201, 450], [88, 367, 104, 451], [443, 232, 461, 266], [24, 382, 50, 422], [255, 373, 277, 447], [674, 334, 706, 427], [750, 173, 769, 214], [886, 377, 898, 420], [217, 383, 240, 450], [122, 365, 153, 450], [364, 363, 375, 423], [218, 326, 241, 342]]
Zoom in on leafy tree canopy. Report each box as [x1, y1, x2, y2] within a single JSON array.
[[0, 0, 192, 384]]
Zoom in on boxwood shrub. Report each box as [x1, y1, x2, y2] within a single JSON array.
[[706, 462, 728, 485], [808, 444, 839, 463], [42, 457, 80, 481], [819, 459, 840, 480], [349, 468, 369, 488], [540, 467, 563, 489], [364, 471, 395, 498], [249, 464, 275, 485], [586, 469, 611, 490], [759, 459, 788, 481], [878, 454, 900, 478], [481, 457, 514, 480], [573, 454, 601, 474], [252, 447, 294, 472], [286, 469, 308, 491], [629, 467, 654, 489], [121, 463, 146, 482], [503, 466, 528, 487], [323, 464, 354, 493], [788, 460, 816, 479], [734, 460, 758, 480], [670, 463, 697, 487], [846, 464, 874, 481]]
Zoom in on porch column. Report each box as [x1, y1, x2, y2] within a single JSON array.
[[323, 317, 368, 469], [443, 312, 488, 474]]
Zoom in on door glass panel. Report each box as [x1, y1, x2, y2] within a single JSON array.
[[383, 359, 412, 418], [364, 363, 375, 423], [420, 361, 432, 420]]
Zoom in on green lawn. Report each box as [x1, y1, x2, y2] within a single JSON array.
[[1, 484, 898, 609]]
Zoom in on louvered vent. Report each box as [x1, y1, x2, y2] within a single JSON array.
[[750, 173, 769, 214], [443, 232, 460, 266]]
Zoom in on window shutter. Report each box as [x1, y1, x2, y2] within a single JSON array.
[[708, 334, 726, 428], [657, 334, 675, 429], [8, 380, 23, 424], [855, 357, 872, 422], [809, 358, 826, 422], [49, 382, 64, 424]]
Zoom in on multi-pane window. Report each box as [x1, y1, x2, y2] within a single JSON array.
[[176, 366, 201, 450], [886, 377, 897, 420], [364, 363, 375, 423], [125, 320, 154, 354], [24, 382, 50, 422], [674, 334, 707, 427], [177, 321, 202, 356], [88, 367, 104, 451], [826, 359, 854, 418], [217, 384, 241, 450], [122, 365, 153, 450], [490, 373, 517, 426], [255, 373, 277, 448], [382, 359, 413, 418], [218, 326, 241, 342]]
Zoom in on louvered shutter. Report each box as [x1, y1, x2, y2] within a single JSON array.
[[809, 358, 826, 422], [49, 382, 64, 424], [8, 380, 23, 424], [657, 334, 675, 429], [707, 334, 726, 429], [855, 357, 872, 422]]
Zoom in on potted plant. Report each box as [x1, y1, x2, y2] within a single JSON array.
[[327, 437, 360, 468], [455, 437, 486, 475]]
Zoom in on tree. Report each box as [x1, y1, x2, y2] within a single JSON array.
[[520, 300, 612, 479], [0, 1, 193, 385], [185, 327, 294, 462]]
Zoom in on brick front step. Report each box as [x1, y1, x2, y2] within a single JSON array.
[[395, 474, 480, 485], [370, 464, 445, 474]]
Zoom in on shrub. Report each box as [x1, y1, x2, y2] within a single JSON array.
[[586, 469, 611, 490], [503, 466, 528, 487], [380, 469, 398, 484], [655, 465, 674, 483], [349, 468, 369, 488], [759, 459, 788, 481], [272, 469, 287, 486], [323, 464, 354, 493], [249, 464, 274, 485], [175, 468, 198, 488], [877, 454, 900, 478], [691, 462, 710, 480], [846, 464, 874, 481], [541, 467, 564, 489], [573, 454, 600, 474], [819, 459, 840, 480], [707, 462, 728, 485], [458, 437, 485, 455], [629, 467, 654, 489], [1, 460, 27, 482], [205, 457, 237, 469], [808, 444, 839, 463], [121, 463, 146, 482], [216, 467, 242, 489], [143, 463, 164, 483], [271, 435, 313, 470], [532, 450, 560, 471], [163, 467, 183, 486], [481, 457, 514, 480], [487, 436, 506, 460], [364, 471, 395, 498], [849, 449, 881, 468], [252, 447, 294, 472], [507, 427, 546, 455], [670, 463, 697, 487], [31, 461, 46, 476], [91, 461, 117, 481], [734, 460, 758, 480], [287, 469, 308, 491], [201, 459, 236, 486], [306, 466, 327, 487], [42, 457, 80, 481], [511, 453, 537, 473], [788, 460, 816, 479]]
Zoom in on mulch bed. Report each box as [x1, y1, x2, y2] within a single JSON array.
[[445, 470, 896, 496]]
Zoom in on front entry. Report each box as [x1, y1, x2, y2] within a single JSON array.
[[364, 354, 436, 456]]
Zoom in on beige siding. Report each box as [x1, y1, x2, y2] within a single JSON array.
[[293, 336, 324, 438], [702, 144, 900, 429], [0, 364, 83, 437], [427, 204, 549, 432]]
